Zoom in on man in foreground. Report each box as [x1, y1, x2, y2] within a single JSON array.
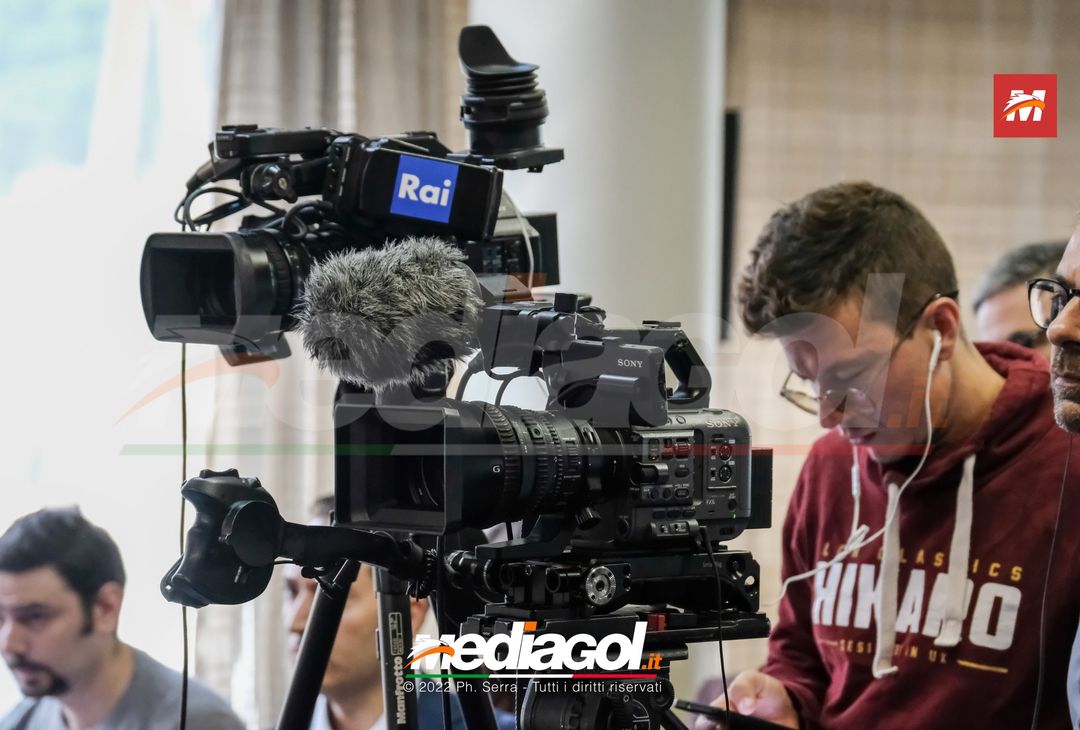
[[0, 508, 244, 730]]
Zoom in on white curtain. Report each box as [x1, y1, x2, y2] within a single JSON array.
[[0, 0, 221, 716], [199, 2, 467, 725]]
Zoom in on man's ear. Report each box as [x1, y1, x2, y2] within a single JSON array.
[[410, 597, 430, 634], [91, 582, 125, 635], [928, 297, 962, 362]]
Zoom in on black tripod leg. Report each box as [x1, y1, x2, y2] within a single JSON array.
[[456, 678, 499, 730], [277, 560, 360, 730], [375, 568, 421, 730], [659, 707, 690, 730]]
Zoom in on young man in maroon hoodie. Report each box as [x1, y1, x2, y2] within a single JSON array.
[[697, 182, 1080, 729]]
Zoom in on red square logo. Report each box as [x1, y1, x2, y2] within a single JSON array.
[[994, 74, 1057, 138]]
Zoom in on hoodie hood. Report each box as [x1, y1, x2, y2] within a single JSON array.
[[858, 340, 1053, 495], [860, 341, 1053, 676]]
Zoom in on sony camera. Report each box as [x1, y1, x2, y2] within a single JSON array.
[[335, 296, 772, 617]]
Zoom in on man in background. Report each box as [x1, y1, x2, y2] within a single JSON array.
[[283, 560, 428, 730], [0, 508, 244, 730], [283, 497, 515, 730], [1025, 223, 1080, 727], [973, 240, 1066, 359]]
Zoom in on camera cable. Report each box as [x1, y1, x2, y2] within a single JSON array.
[[504, 192, 536, 288], [764, 331, 940, 607], [495, 377, 512, 405], [1029, 434, 1071, 730], [433, 536, 453, 730], [179, 343, 190, 730], [701, 527, 729, 711], [180, 184, 285, 231]]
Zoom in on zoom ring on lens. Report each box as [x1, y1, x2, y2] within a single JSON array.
[[539, 416, 583, 508], [478, 403, 523, 524], [539, 417, 564, 487], [558, 436, 582, 499], [262, 235, 294, 318], [515, 411, 558, 518]]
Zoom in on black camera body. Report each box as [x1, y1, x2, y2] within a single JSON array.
[[334, 401, 758, 538], [332, 296, 772, 617]]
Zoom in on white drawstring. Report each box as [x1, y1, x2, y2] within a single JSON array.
[[935, 454, 976, 647], [872, 481, 902, 677]]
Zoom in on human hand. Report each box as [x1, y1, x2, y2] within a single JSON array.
[[692, 671, 800, 730]]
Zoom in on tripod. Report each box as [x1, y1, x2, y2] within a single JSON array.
[[275, 562, 500, 730], [277, 572, 770, 730]]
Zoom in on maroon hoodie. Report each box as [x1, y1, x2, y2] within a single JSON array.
[[763, 342, 1080, 729]]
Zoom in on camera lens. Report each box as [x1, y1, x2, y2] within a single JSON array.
[[196, 257, 238, 320], [339, 401, 622, 534], [491, 404, 598, 526], [140, 230, 310, 352], [409, 402, 615, 530]]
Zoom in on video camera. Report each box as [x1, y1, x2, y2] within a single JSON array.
[[144, 25, 772, 730], [141, 25, 560, 364], [340, 297, 772, 614]]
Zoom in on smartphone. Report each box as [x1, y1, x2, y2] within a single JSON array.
[[673, 699, 792, 730]]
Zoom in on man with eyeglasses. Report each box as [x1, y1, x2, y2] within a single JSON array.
[[973, 241, 1066, 359], [1027, 226, 1080, 729], [695, 182, 1080, 730]]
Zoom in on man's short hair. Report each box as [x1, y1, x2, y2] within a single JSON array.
[[0, 508, 126, 612], [972, 241, 1068, 313], [738, 181, 958, 335]]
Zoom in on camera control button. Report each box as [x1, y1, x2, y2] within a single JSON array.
[[635, 462, 669, 484]]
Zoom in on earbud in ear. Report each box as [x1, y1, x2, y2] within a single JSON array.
[[929, 329, 943, 371]]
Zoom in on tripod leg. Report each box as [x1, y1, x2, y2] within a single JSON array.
[[375, 568, 421, 730], [456, 678, 500, 730], [277, 559, 359, 730], [659, 707, 690, 730]]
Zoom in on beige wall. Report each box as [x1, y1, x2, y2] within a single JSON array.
[[705, 0, 1080, 694]]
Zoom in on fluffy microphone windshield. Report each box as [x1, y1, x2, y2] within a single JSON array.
[[297, 237, 483, 390]]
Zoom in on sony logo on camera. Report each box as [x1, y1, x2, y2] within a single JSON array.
[[617, 358, 645, 369], [390, 154, 460, 223]]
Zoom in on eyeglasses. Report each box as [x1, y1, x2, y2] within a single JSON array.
[[779, 291, 958, 416], [1028, 278, 1080, 330]]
